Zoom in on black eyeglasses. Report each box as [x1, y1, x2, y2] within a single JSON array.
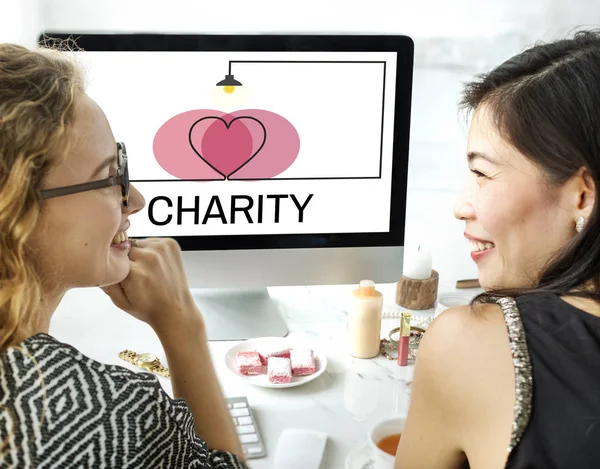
[[40, 142, 130, 207]]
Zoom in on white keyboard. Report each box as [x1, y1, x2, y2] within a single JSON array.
[[227, 396, 266, 459]]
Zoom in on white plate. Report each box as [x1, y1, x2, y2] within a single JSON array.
[[224, 337, 327, 388], [345, 443, 376, 469]]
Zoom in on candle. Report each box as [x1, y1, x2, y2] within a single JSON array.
[[403, 246, 432, 280]]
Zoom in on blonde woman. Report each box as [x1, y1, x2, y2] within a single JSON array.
[[0, 43, 246, 467]]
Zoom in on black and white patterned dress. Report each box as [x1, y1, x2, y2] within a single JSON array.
[[0, 333, 247, 468]]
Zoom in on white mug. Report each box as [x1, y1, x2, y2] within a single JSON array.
[[367, 417, 405, 469]]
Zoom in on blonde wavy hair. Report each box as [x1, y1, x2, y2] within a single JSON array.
[[0, 40, 85, 350]]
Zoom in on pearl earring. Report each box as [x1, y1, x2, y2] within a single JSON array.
[[576, 216, 587, 233]]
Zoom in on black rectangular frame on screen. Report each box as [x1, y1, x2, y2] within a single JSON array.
[[41, 33, 414, 251]]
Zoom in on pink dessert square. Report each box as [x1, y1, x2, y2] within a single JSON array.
[[267, 357, 292, 384], [258, 345, 291, 366], [236, 351, 262, 375], [290, 349, 316, 376]]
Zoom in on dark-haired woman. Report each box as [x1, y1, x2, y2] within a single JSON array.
[[396, 30, 600, 469]]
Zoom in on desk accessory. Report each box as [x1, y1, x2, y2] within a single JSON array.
[[397, 313, 411, 366], [227, 396, 266, 459], [435, 291, 477, 317], [382, 308, 434, 327], [396, 244, 438, 309], [272, 428, 327, 469], [395, 269, 439, 310], [402, 245, 432, 280], [456, 278, 480, 289], [118, 350, 170, 378], [224, 337, 327, 388], [348, 280, 383, 358], [380, 331, 423, 363]]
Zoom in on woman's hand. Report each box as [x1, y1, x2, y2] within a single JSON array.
[[102, 238, 244, 458], [101, 237, 202, 332]]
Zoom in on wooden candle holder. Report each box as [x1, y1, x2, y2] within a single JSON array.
[[395, 269, 439, 310]]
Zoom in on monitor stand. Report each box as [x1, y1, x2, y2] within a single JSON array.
[[189, 287, 289, 341]]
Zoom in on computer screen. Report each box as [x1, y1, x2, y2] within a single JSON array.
[[43, 34, 414, 339], [107, 51, 394, 238]]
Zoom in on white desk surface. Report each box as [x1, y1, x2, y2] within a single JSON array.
[[49, 280, 481, 468]]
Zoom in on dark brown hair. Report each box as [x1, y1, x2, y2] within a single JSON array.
[[460, 29, 600, 303]]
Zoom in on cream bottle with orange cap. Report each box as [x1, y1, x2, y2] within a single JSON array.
[[348, 279, 383, 358]]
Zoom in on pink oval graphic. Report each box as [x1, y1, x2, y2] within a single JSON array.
[[153, 109, 300, 181]]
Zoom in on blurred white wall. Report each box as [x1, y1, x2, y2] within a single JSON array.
[[0, 0, 43, 45], [35, 0, 600, 67]]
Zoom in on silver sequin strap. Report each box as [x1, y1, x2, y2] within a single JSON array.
[[494, 296, 533, 453]]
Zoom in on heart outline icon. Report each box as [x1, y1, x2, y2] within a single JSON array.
[[188, 115, 267, 179]]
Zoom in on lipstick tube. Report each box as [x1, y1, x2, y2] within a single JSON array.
[[398, 312, 411, 366]]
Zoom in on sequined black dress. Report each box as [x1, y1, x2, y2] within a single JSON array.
[[497, 293, 600, 469]]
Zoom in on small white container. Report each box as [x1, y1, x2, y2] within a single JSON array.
[[435, 291, 476, 318]]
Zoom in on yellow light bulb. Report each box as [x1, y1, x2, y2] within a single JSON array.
[[223, 85, 236, 94]]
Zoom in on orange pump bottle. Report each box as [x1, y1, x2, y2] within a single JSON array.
[[348, 280, 383, 358]]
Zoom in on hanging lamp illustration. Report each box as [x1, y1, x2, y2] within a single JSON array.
[[211, 71, 248, 109]]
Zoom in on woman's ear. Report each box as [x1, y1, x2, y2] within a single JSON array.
[[577, 167, 596, 218], [573, 166, 596, 218]]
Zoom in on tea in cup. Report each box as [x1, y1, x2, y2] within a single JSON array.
[[367, 417, 405, 469]]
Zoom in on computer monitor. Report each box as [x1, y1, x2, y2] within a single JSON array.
[[42, 33, 413, 340]]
